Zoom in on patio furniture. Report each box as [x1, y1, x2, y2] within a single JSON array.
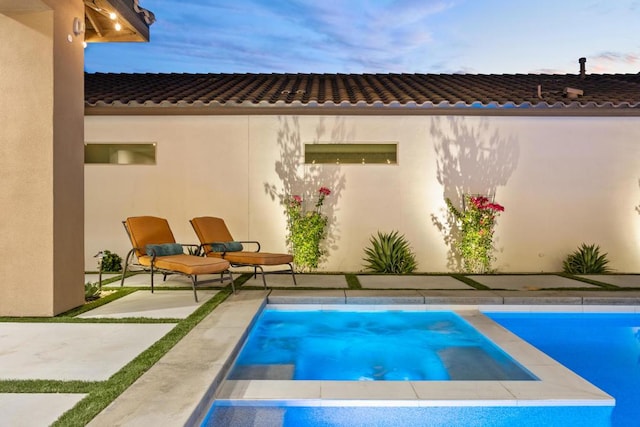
[[190, 216, 296, 289], [121, 216, 234, 301]]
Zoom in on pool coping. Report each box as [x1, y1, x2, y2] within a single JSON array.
[[88, 290, 640, 426]]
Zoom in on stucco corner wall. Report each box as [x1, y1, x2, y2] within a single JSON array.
[[0, 0, 85, 316]]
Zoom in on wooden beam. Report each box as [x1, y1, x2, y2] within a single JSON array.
[[84, 5, 103, 38]]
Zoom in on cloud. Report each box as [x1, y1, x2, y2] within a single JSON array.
[[271, 0, 454, 72], [589, 51, 640, 73], [90, 0, 456, 73]]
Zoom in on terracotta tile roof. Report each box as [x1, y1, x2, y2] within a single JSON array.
[[85, 72, 640, 111]]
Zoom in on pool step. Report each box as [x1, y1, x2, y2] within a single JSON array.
[[228, 364, 295, 380]]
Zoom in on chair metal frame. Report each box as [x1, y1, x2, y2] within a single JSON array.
[[198, 239, 297, 289], [121, 220, 234, 302], [190, 217, 296, 289]]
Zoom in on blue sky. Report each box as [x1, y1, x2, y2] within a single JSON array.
[[84, 0, 640, 74]]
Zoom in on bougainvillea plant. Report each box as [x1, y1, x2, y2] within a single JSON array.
[[286, 187, 331, 271], [446, 194, 504, 273]]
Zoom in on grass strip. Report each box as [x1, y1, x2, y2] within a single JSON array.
[[0, 380, 100, 394], [51, 288, 233, 427], [345, 274, 361, 289], [451, 274, 490, 290], [557, 273, 620, 289], [61, 288, 138, 317]]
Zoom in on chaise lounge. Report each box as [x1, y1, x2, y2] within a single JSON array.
[[190, 216, 296, 289], [121, 216, 234, 301]]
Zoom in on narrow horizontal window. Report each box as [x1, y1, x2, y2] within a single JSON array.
[[84, 143, 156, 165], [305, 143, 397, 165]]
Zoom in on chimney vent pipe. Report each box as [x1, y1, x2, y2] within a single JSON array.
[[579, 57, 586, 79]]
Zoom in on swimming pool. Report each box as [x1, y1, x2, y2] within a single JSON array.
[[199, 305, 614, 426], [487, 312, 640, 427], [228, 309, 535, 381]]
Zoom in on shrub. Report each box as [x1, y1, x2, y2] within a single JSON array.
[[100, 250, 122, 272], [286, 187, 331, 272], [84, 282, 101, 301], [563, 243, 611, 274], [363, 231, 417, 274], [446, 195, 504, 273]]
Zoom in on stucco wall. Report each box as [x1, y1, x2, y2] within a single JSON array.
[[84, 114, 640, 273], [0, 1, 85, 316]]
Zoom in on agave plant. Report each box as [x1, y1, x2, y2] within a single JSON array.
[[363, 231, 417, 274], [84, 282, 101, 301], [562, 243, 611, 274]]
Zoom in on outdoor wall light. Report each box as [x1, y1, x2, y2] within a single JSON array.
[[73, 17, 85, 36]]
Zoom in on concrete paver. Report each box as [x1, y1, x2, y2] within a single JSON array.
[[85, 273, 119, 284], [0, 323, 175, 381], [106, 273, 229, 288], [345, 289, 425, 304], [0, 393, 86, 427], [468, 274, 599, 290], [78, 290, 218, 319], [578, 274, 640, 288], [242, 273, 348, 288], [358, 275, 472, 289]]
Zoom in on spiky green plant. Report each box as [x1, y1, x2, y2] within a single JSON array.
[[363, 231, 417, 274], [84, 282, 101, 301], [562, 243, 611, 274]]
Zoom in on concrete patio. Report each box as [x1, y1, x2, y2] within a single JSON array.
[[2, 273, 640, 426]]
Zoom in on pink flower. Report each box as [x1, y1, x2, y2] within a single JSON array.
[[292, 195, 302, 203], [319, 187, 331, 196]]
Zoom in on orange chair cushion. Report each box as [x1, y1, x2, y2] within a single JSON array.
[[126, 216, 176, 257], [190, 217, 234, 253], [138, 254, 230, 276], [207, 251, 293, 266], [191, 216, 293, 266]]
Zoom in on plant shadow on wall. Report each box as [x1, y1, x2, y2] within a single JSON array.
[[636, 179, 640, 216], [264, 116, 347, 271], [430, 116, 520, 271]]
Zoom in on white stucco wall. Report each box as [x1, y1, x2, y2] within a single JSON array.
[[84, 113, 640, 273]]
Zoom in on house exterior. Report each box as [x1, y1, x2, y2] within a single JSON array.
[[84, 71, 640, 274]]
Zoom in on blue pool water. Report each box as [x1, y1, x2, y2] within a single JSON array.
[[203, 404, 610, 427], [486, 312, 640, 427], [200, 310, 630, 426], [228, 309, 535, 381]]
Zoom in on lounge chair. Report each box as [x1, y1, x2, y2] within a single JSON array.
[[121, 216, 234, 301], [190, 216, 296, 289]]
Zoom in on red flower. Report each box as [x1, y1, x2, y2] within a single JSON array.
[[292, 195, 302, 203], [487, 203, 505, 212], [319, 187, 331, 196]]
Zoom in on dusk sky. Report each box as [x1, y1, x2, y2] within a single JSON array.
[[84, 0, 640, 75]]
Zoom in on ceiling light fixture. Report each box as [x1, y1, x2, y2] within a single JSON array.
[[109, 12, 116, 20], [114, 22, 122, 31]]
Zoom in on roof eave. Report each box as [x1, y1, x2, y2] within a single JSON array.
[[84, 0, 152, 43], [84, 103, 640, 117]]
